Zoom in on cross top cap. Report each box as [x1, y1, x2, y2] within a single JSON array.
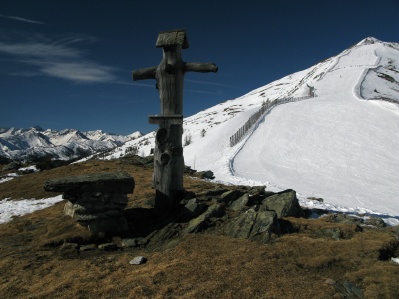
[[156, 29, 189, 49]]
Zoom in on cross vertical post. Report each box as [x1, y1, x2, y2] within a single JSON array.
[[132, 29, 218, 213]]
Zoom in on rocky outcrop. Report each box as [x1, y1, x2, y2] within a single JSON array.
[[261, 189, 302, 218], [223, 209, 279, 243], [178, 186, 301, 244], [323, 213, 386, 228], [44, 172, 135, 235]]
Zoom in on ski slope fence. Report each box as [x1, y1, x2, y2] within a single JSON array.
[[229, 95, 317, 147]]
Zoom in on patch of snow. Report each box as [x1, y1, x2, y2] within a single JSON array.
[[0, 196, 64, 224], [0, 172, 19, 184], [19, 165, 39, 172]]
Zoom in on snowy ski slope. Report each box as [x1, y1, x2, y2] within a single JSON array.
[[187, 38, 399, 223], [104, 37, 399, 224]]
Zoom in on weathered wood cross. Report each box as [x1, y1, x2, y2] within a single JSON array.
[[132, 29, 218, 212]]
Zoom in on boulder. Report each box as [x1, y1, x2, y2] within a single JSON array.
[[364, 217, 386, 228], [220, 189, 245, 204], [184, 204, 225, 234], [229, 194, 250, 212], [324, 213, 386, 228], [181, 198, 207, 221], [261, 189, 302, 218], [196, 188, 229, 198], [245, 185, 267, 196], [224, 209, 279, 243], [195, 170, 215, 180], [44, 171, 134, 194], [44, 171, 134, 236]]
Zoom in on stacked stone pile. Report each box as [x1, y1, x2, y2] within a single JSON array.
[[44, 172, 134, 235]]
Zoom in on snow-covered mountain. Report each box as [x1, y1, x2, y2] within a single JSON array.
[[104, 37, 399, 223], [0, 126, 142, 162]]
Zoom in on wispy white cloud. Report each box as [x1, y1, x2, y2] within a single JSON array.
[[0, 37, 118, 83], [40, 61, 117, 83], [0, 14, 44, 24], [0, 41, 80, 58]]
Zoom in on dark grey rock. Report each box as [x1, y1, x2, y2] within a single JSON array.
[[148, 223, 182, 248], [181, 198, 207, 220], [364, 217, 386, 227], [195, 170, 215, 180], [121, 239, 137, 248], [184, 204, 225, 234], [229, 194, 249, 212], [220, 190, 245, 204], [196, 188, 229, 197], [98, 243, 118, 251], [313, 228, 342, 240], [136, 238, 149, 246], [224, 208, 258, 239], [332, 213, 386, 229], [335, 281, 363, 298], [261, 189, 302, 218], [224, 209, 278, 243], [44, 171, 135, 194], [80, 244, 97, 251], [307, 197, 324, 202], [246, 186, 267, 196], [129, 256, 147, 265]]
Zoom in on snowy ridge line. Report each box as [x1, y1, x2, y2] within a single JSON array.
[[229, 95, 316, 147]]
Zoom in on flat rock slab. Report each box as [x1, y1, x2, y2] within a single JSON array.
[[44, 171, 135, 194], [129, 256, 147, 265]]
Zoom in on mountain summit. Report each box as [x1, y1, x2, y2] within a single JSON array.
[[109, 37, 399, 220]]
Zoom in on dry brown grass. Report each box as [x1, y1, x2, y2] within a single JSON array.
[[0, 159, 398, 298]]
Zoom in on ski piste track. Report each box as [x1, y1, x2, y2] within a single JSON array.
[[229, 95, 316, 147], [226, 42, 399, 224], [228, 42, 382, 178], [228, 94, 318, 177]]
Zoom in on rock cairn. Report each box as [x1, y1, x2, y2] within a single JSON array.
[[44, 172, 134, 235]]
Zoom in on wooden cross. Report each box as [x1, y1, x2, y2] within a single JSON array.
[[132, 29, 218, 212]]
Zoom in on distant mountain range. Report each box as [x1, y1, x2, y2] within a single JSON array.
[[0, 126, 142, 162]]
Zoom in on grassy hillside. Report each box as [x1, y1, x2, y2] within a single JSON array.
[[0, 158, 398, 298]]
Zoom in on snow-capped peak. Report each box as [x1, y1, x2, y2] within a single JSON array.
[[357, 36, 382, 46], [104, 37, 399, 225]]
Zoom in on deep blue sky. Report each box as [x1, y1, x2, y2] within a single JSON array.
[[1, 0, 398, 135]]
